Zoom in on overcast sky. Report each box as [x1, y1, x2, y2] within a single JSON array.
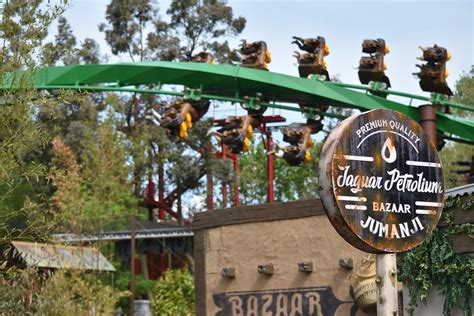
[[60, 0, 472, 92], [53, 0, 474, 126], [55, 0, 472, 209]]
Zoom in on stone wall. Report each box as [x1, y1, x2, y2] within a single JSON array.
[[193, 199, 376, 316]]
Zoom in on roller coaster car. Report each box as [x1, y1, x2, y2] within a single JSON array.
[[306, 118, 324, 133], [415, 64, 452, 96], [160, 101, 210, 139], [293, 52, 330, 80], [358, 38, 391, 88], [358, 57, 391, 87], [221, 130, 246, 154], [414, 44, 452, 95], [282, 124, 314, 145], [239, 40, 271, 70], [280, 123, 315, 166], [281, 146, 310, 167], [282, 120, 323, 142], [191, 52, 215, 64], [282, 123, 308, 145], [292, 36, 329, 55], [217, 115, 261, 154], [159, 52, 215, 139], [292, 36, 330, 80]]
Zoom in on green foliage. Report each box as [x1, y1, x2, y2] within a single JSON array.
[[401, 69, 474, 315], [0, 268, 125, 315], [398, 196, 474, 316], [238, 140, 320, 204], [453, 66, 474, 112], [0, 1, 67, 70], [167, 0, 246, 62], [115, 262, 155, 299], [0, 1, 76, 246], [440, 142, 474, 188], [42, 16, 101, 65], [37, 270, 125, 316], [151, 269, 195, 316], [99, 0, 154, 61], [0, 267, 46, 314], [100, 0, 246, 62], [440, 66, 474, 187]]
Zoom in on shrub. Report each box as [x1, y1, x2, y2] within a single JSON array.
[[151, 269, 195, 316]]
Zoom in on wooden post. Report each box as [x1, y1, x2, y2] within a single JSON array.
[[376, 253, 398, 316], [130, 216, 137, 316]]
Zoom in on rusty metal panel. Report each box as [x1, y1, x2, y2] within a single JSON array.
[[11, 241, 115, 272]]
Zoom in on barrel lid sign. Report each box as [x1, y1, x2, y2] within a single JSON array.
[[319, 109, 444, 253]]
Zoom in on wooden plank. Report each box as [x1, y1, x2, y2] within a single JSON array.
[[438, 207, 474, 227], [194, 230, 207, 316], [192, 199, 325, 231], [449, 233, 474, 255]]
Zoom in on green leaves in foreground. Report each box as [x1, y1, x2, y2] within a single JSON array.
[[152, 269, 195, 316], [399, 212, 474, 316]]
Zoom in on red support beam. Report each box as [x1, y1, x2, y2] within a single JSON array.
[[233, 153, 240, 207], [207, 143, 214, 210], [158, 146, 165, 221], [144, 176, 156, 221], [159, 252, 167, 276], [213, 115, 286, 126], [212, 115, 284, 206], [207, 171, 214, 210], [149, 253, 156, 280], [221, 143, 228, 208], [266, 127, 275, 203]]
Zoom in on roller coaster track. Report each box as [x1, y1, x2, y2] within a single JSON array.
[[2, 61, 473, 143]]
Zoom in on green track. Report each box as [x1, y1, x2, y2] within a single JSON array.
[[3, 61, 474, 142]]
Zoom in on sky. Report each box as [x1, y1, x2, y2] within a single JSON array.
[[56, 0, 474, 124], [55, 0, 473, 211], [59, 0, 473, 95]]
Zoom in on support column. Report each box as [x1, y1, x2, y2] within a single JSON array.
[[159, 238, 167, 276], [222, 184, 228, 209], [158, 146, 165, 221], [376, 253, 398, 316], [419, 104, 437, 146], [207, 171, 214, 210], [130, 216, 137, 316], [266, 129, 275, 203], [144, 176, 155, 222], [233, 153, 240, 207], [222, 143, 228, 208]]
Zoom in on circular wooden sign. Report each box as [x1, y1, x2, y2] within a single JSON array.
[[319, 109, 444, 253]]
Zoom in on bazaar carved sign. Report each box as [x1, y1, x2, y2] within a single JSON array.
[[319, 109, 444, 253], [212, 286, 357, 316]]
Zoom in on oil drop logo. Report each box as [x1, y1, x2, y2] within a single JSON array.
[[381, 138, 396, 163]]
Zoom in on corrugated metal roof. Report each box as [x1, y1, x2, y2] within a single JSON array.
[[11, 241, 115, 272], [52, 221, 193, 243], [445, 183, 474, 198], [52, 227, 193, 243]]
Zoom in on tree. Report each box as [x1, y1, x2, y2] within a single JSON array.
[[98, 0, 246, 213], [0, 1, 71, 245], [238, 140, 321, 205], [452, 66, 474, 108], [166, 0, 246, 62], [99, 0, 155, 62], [151, 269, 195, 316], [439, 67, 474, 187], [42, 16, 101, 65], [0, 2, 133, 313]]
